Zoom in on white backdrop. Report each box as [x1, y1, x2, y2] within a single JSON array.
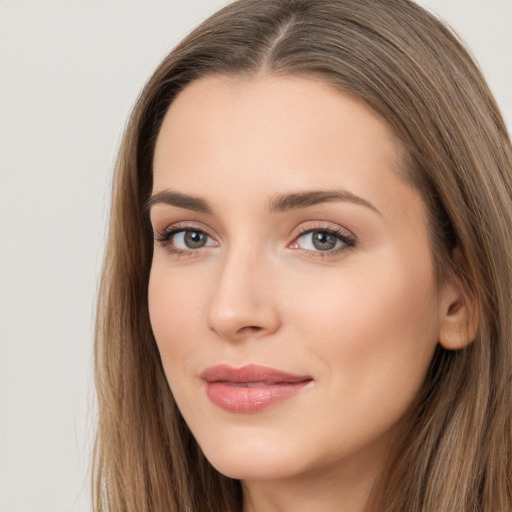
[[0, 1, 510, 511]]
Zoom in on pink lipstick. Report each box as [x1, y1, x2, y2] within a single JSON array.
[[200, 364, 312, 413]]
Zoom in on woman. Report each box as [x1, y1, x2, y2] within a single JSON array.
[[93, 0, 512, 510]]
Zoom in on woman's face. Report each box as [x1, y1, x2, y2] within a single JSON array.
[[148, 75, 455, 484]]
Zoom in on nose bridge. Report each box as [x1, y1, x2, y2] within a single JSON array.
[[206, 237, 280, 340]]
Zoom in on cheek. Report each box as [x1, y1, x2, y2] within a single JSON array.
[[279, 258, 441, 457], [288, 255, 441, 389], [148, 264, 204, 363], [148, 263, 211, 423]]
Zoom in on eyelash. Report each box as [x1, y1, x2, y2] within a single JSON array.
[[154, 223, 210, 258], [154, 223, 356, 260], [293, 225, 356, 259]]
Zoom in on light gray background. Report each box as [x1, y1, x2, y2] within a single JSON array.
[[0, 1, 510, 511]]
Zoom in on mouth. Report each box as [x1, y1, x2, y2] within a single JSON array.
[[200, 364, 313, 413]]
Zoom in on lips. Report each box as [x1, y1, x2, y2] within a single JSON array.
[[200, 364, 312, 413]]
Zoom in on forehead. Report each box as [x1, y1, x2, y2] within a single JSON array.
[[155, 74, 405, 166], [152, 74, 418, 220]]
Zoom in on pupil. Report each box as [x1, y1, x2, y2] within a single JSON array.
[[312, 231, 337, 251], [184, 231, 206, 248]]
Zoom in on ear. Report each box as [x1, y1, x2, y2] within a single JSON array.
[[438, 248, 479, 350]]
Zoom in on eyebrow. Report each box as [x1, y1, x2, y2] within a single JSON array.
[[268, 189, 381, 215], [146, 188, 381, 216], [146, 190, 210, 214]]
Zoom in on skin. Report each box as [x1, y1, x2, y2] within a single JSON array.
[[148, 75, 469, 512]]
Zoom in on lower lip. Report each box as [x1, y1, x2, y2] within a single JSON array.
[[204, 381, 311, 413]]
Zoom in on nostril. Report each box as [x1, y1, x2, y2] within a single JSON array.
[[208, 324, 263, 339], [238, 326, 263, 336]]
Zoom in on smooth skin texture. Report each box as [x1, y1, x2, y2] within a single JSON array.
[[148, 75, 472, 512]]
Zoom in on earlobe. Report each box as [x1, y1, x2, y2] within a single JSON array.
[[438, 251, 479, 350]]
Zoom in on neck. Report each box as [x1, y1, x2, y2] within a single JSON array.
[[241, 449, 385, 512]]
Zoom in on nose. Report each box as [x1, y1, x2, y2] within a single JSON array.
[[206, 246, 281, 341]]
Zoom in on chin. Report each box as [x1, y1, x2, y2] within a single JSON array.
[[207, 454, 296, 482], [197, 429, 304, 481]]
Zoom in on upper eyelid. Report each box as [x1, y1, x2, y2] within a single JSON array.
[[296, 224, 349, 233], [293, 223, 355, 238], [154, 221, 215, 236]]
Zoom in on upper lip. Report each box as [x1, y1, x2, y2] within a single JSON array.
[[200, 364, 312, 384]]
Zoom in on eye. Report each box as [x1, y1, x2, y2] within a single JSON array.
[[290, 227, 355, 254], [173, 229, 214, 249], [155, 226, 218, 254]]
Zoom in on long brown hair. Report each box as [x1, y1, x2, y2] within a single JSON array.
[[93, 1, 512, 510]]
